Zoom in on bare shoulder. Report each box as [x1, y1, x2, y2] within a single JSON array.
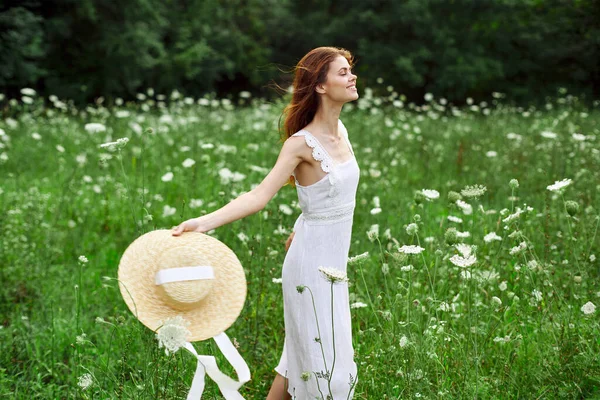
[[282, 134, 309, 163]]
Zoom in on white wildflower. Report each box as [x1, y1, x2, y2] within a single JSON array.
[[499, 281, 507, 291], [546, 178, 572, 192], [78, 373, 93, 390], [76, 333, 88, 345], [420, 189, 440, 200], [85, 123, 107, 134], [581, 301, 596, 315], [493, 335, 511, 344], [366, 224, 379, 241], [161, 172, 174, 182], [348, 251, 369, 264], [272, 277, 283, 284], [351, 302, 368, 309], [456, 199, 473, 215], [461, 184, 487, 199], [78, 255, 88, 264], [540, 131, 557, 139], [460, 270, 472, 279], [156, 316, 191, 355], [182, 158, 196, 168], [456, 230, 471, 238], [279, 204, 293, 215], [162, 205, 176, 217], [509, 241, 527, 255], [406, 223, 418, 235], [318, 266, 348, 283], [502, 207, 526, 224], [455, 243, 473, 257], [20, 88, 36, 96], [400, 265, 414, 272], [398, 245, 424, 254], [450, 254, 476, 268], [447, 215, 463, 223], [532, 289, 543, 302], [399, 335, 409, 348], [484, 232, 502, 243]]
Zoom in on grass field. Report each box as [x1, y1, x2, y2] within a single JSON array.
[[1, 87, 599, 399]]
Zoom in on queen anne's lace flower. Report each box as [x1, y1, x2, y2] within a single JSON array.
[[456, 200, 473, 215], [399, 335, 409, 348], [581, 301, 596, 315], [318, 266, 348, 283], [78, 373, 93, 390], [455, 243, 473, 257], [398, 245, 425, 254], [350, 301, 368, 309], [156, 316, 191, 355], [509, 241, 527, 255], [450, 254, 477, 268], [484, 232, 502, 243], [182, 158, 196, 168], [421, 189, 440, 200], [348, 251, 369, 264], [461, 184, 487, 199], [546, 178, 572, 192], [85, 122, 107, 134]]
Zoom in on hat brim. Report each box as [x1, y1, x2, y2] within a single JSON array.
[[118, 229, 247, 342]]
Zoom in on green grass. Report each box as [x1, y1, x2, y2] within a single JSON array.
[[1, 89, 599, 399]]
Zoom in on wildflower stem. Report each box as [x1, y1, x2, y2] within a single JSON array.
[[328, 282, 336, 399], [510, 187, 515, 214], [357, 260, 386, 334], [560, 193, 583, 276], [116, 150, 141, 237], [375, 236, 393, 313], [305, 286, 329, 375], [586, 216, 599, 261], [415, 233, 436, 303]]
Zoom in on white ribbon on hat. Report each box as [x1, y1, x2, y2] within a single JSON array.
[[155, 266, 251, 399]]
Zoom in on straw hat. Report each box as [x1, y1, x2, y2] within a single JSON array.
[[117, 229, 247, 341]]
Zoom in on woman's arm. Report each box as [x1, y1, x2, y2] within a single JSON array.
[[172, 136, 305, 235]]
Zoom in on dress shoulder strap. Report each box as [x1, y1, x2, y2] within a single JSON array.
[[292, 130, 333, 173], [338, 119, 355, 156]]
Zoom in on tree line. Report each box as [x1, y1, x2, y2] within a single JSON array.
[[1, 0, 598, 106]]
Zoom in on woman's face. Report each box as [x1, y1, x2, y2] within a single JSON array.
[[318, 55, 358, 103]]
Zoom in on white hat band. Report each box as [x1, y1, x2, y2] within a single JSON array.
[[155, 266, 215, 285]]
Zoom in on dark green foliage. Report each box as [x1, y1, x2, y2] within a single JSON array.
[[0, 0, 598, 105]]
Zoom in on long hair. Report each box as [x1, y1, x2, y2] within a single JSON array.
[[278, 46, 355, 188]]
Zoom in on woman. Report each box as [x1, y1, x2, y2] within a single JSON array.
[[172, 46, 360, 399]]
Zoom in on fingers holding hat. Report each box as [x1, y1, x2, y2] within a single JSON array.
[[171, 217, 203, 236]]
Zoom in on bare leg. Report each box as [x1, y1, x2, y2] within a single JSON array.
[[266, 372, 292, 400]]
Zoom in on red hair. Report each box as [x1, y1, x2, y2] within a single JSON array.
[[277, 46, 356, 188]]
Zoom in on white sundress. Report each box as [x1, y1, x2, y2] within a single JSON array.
[[274, 119, 360, 399]]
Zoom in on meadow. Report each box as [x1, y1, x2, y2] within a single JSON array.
[[0, 86, 599, 399]]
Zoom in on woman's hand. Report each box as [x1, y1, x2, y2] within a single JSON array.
[[171, 217, 210, 236], [285, 231, 295, 251]]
